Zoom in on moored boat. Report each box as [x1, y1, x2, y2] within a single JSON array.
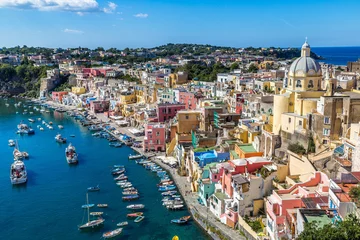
[[128, 154, 144, 160], [102, 228, 123, 239], [134, 216, 145, 223], [55, 134, 67, 143], [158, 185, 176, 192], [97, 204, 108, 208], [8, 139, 15, 147], [17, 122, 35, 135], [126, 204, 145, 210], [90, 212, 103, 216], [116, 221, 128, 227], [87, 185, 100, 192], [82, 203, 95, 209], [122, 195, 139, 201], [127, 212, 143, 218]]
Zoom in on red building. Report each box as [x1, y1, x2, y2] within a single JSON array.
[[178, 91, 197, 110], [52, 91, 68, 103], [157, 103, 186, 122], [143, 123, 166, 152]]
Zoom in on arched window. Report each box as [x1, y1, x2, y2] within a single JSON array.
[[308, 80, 314, 88], [296, 80, 302, 87]]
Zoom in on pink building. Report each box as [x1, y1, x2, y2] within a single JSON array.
[[157, 103, 186, 122], [174, 89, 197, 110], [266, 172, 329, 240], [90, 100, 110, 114], [52, 91, 68, 103], [82, 68, 112, 77], [143, 123, 166, 152]]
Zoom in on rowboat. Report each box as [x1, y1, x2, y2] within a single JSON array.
[[97, 204, 108, 208], [113, 165, 124, 168], [112, 169, 125, 175], [116, 221, 128, 227], [166, 204, 184, 210], [87, 185, 100, 192], [128, 154, 144, 160], [114, 176, 128, 181], [158, 185, 176, 192], [126, 204, 144, 210], [102, 228, 123, 239], [122, 191, 138, 195], [157, 181, 174, 186], [122, 195, 139, 201], [123, 187, 137, 192], [161, 190, 178, 196], [127, 212, 143, 218], [82, 204, 95, 209], [171, 216, 190, 225], [90, 212, 103, 216], [134, 216, 145, 223]]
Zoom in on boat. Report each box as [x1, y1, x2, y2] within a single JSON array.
[[70, 135, 75, 137], [97, 204, 108, 208], [119, 183, 132, 188], [161, 191, 178, 196], [88, 125, 102, 132], [122, 191, 138, 195], [40, 127, 44, 131], [22, 151, 29, 159], [87, 185, 100, 192], [123, 187, 137, 192], [55, 134, 67, 143], [82, 203, 95, 209], [10, 160, 27, 184], [28, 118, 35, 123], [112, 169, 125, 175], [49, 121, 53, 125], [116, 221, 128, 227], [122, 195, 139, 201], [114, 176, 128, 181], [171, 216, 190, 225], [58, 125, 64, 129], [102, 228, 123, 239], [158, 185, 176, 192], [134, 216, 145, 223], [127, 212, 143, 218], [109, 142, 122, 148], [90, 212, 103, 216], [128, 154, 144, 160], [126, 204, 145, 210], [65, 143, 78, 164], [17, 122, 35, 135], [8, 139, 15, 147], [78, 193, 105, 230], [48, 126, 53, 130], [157, 181, 174, 187], [13, 149, 23, 160], [166, 204, 184, 210]]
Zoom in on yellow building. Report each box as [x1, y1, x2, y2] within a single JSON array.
[[175, 110, 202, 144], [273, 40, 323, 136], [120, 91, 136, 105], [72, 87, 86, 95]]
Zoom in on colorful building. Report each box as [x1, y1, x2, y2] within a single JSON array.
[[157, 103, 186, 122], [90, 100, 110, 114], [52, 91, 68, 103], [143, 123, 166, 152]]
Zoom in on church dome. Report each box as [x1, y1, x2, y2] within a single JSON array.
[[289, 56, 321, 76], [288, 40, 321, 77]]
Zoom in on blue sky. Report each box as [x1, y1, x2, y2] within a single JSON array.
[[0, 0, 359, 49]]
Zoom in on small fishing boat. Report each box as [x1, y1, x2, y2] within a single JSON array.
[[126, 204, 145, 210], [90, 212, 103, 216], [10, 160, 27, 185], [122, 195, 139, 201], [119, 183, 132, 188], [97, 204, 108, 208], [114, 176, 128, 181], [49, 121, 53, 125], [112, 169, 125, 175], [123, 187, 137, 192], [166, 204, 184, 210], [40, 127, 44, 131], [127, 212, 143, 218], [134, 216, 145, 223], [171, 217, 189, 225], [116, 180, 128, 185], [102, 228, 123, 239], [55, 134, 67, 143], [8, 139, 15, 147], [109, 142, 122, 148], [128, 154, 144, 160], [157, 181, 174, 187], [116, 221, 128, 227], [58, 125, 64, 129], [65, 143, 78, 164], [28, 118, 35, 123], [158, 185, 176, 192], [82, 203, 95, 209], [22, 152, 29, 159], [87, 185, 100, 192], [122, 191, 138, 195], [161, 191, 178, 196], [17, 122, 35, 135]]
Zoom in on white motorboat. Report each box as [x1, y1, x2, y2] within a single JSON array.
[[65, 143, 78, 164], [10, 160, 27, 184], [8, 139, 15, 147]]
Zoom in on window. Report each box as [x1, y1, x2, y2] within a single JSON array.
[[323, 128, 330, 136], [149, 140, 153, 144], [324, 117, 330, 124], [185, 115, 189, 119], [157, 140, 160, 144], [168, 108, 171, 113], [308, 80, 314, 88], [289, 118, 291, 123], [296, 80, 302, 87], [323, 139, 328, 144], [299, 120, 302, 126], [156, 131, 160, 136]]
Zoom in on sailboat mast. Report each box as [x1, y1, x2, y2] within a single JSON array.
[[86, 193, 90, 222]]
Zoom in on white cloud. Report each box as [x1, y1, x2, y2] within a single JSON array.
[[77, 11, 85, 16], [134, 13, 148, 18], [0, 0, 117, 14], [116, 11, 122, 14], [63, 28, 84, 34], [103, 1, 117, 14]]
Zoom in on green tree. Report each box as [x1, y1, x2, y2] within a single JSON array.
[[230, 62, 239, 71], [247, 63, 258, 73]]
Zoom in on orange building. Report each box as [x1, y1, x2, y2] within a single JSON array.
[[231, 144, 263, 160]]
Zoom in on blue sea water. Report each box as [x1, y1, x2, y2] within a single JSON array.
[[0, 98, 209, 240], [312, 47, 360, 66]]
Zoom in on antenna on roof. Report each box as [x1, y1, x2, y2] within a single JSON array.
[[305, 37, 308, 43]]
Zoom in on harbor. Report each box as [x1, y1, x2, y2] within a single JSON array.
[[0, 98, 209, 240]]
